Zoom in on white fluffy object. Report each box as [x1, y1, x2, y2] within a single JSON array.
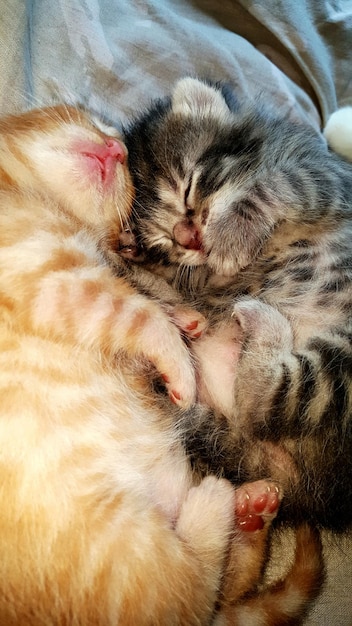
[[323, 106, 352, 161]]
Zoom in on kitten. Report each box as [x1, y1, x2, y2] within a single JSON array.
[[123, 77, 352, 531], [0, 104, 323, 625]]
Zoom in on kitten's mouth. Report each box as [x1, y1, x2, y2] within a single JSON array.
[[173, 219, 204, 252]]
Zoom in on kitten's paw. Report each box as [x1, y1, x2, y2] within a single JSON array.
[[158, 346, 196, 408], [140, 308, 197, 408], [235, 480, 282, 532], [177, 476, 235, 554], [117, 227, 145, 260], [232, 298, 274, 334], [170, 305, 207, 339], [232, 298, 292, 351]]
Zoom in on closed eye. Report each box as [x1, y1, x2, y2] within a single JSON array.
[[184, 178, 192, 204]]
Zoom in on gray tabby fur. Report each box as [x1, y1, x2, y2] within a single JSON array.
[[121, 78, 352, 531]]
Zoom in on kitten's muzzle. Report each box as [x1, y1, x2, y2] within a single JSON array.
[[173, 219, 203, 251], [74, 137, 127, 188]]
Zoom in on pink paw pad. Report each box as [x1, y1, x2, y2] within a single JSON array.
[[184, 318, 205, 339], [171, 306, 207, 340], [161, 375, 184, 405], [169, 389, 182, 404], [235, 481, 282, 532], [185, 320, 199, 332]]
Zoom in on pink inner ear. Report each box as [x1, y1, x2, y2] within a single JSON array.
[[173, 219, 203, 250]]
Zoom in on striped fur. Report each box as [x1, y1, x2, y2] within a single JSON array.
[[218, 524, 324, 626], [123, 78, 352, 531]]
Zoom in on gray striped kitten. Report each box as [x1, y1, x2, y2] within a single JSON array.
[[122, 78, 352, 532]]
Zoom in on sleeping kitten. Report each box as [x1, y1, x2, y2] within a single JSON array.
[[0, 104, 323, 625], [123, 77, 352, 531]]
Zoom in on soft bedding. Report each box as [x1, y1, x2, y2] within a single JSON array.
[[1, 1, 352, 624]]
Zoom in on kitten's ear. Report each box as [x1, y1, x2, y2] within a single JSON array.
[[219, 82, 240, 113], [171, 78, 231, 120]]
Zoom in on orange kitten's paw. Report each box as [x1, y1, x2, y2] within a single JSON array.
[[235, 480, 282, 532], [170, 305, 207, 340], [158, 337, 196, 408], [177, 476, 235, 553], [139, 308, 197, 408]]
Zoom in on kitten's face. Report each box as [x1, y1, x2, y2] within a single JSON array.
[[0, 105, 133, 229], [125, 78, 322, 277], [125, 79, 271, 276]]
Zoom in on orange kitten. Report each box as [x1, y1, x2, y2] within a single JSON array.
[[0, 104, 225, 624], [0, 105, 322, 625]]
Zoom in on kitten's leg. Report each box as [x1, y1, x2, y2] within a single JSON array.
[[216, 480, 324, 626], [176, 476, 236, 600], [220, 480, 282, 609], [219, 525, 324, 626], [31, 267, 198, 407], [228, 298, 352, 528], [192, 319, 242, 417]]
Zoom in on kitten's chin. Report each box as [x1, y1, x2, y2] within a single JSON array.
[[177, 248, 207, 267], [206, 257, 238, 278]]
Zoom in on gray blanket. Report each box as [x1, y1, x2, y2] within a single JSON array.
[[1, 1, 352, 624], [2, 0, 352, 126]]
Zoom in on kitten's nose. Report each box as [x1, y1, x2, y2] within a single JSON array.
[[76, 138, 126, 165], [105, 138, 126, 164], [75, 137, 127, 187], [173, 219, 203, 250]]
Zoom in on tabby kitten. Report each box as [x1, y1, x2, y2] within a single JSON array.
[[0, 104, 323, 625], [123, 77, 352, 531]]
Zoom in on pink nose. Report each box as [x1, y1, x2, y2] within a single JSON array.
[[75, 138, 126, 165], [173, 219, 203, 250], [74, 136, 127, 186], [104, 138, 126, 164]]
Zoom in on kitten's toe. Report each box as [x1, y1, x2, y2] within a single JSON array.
[[159, 363, 196, 408], [158, 346, 196, 408], [235, 480, 282, 532], [171, 305, 207, 339], [135, 304, 197, 407]]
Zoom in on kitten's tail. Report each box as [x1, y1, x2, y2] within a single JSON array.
[[324, 106, 352, 161], [220, 524, 324, 626]]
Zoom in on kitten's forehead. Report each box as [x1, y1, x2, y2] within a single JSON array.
[[158, 111, 225, 179], [20, 107, 124, 160], [4, 105, 121, 144], [155, 81, 244, 177]]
